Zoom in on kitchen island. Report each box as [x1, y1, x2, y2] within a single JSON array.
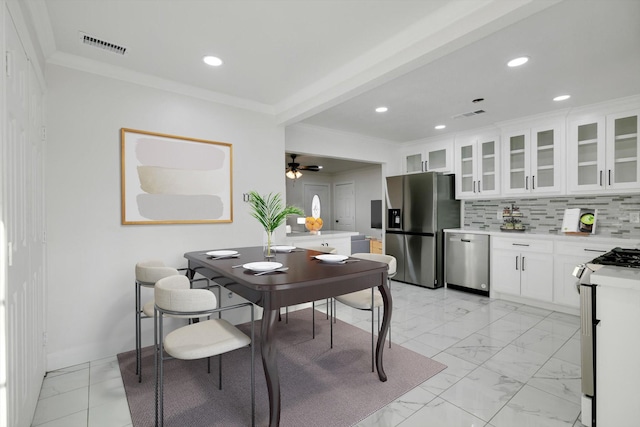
[[283, 230, 359, 255]]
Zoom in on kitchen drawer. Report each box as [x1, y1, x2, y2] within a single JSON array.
[[492, 237, 553, 253], [554, 240, 619, 257], [370, 239, 383, 254]]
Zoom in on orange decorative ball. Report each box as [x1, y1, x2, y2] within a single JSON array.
[[305, 216, 323, 232]]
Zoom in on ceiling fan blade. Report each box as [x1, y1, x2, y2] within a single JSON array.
[[299, 165, 322, 171]]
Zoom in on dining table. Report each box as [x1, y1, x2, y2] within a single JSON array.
[[184, 246, 391, 427]]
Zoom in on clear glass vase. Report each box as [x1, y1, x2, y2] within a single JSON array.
[[263, 230, 276, 259]]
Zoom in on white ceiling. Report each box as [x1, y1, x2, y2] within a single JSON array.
[[27, 0, 640, 173]]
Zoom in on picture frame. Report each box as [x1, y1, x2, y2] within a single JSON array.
[[120, 128, 233, 225]]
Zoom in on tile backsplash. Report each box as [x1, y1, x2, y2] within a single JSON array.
[[463, 194, 640, 239]]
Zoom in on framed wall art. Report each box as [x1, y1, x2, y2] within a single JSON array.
[[120, 128, 233, 224]]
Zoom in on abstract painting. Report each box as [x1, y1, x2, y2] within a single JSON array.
[[120, 128, 232, 224]]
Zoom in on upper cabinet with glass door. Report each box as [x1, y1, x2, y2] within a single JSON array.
[[567, 110, 639, 193], [502, 121, 564, 196], [454, 134, 500, 199], [402, 139, 453, 174]]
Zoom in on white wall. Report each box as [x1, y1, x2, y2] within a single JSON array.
[[285, 124, 394, 237], [334, 166, 384, 240], [45, 64, 285, 370], [285, 123, 397, 174]]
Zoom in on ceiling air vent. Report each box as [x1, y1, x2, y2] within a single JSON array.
[[451, 109, 486, 120], [79, 32, 127, 55]]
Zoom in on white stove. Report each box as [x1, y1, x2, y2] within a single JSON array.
[[573, 247, 640, 427]]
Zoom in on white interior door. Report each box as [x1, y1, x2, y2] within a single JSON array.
[[3, 10, 47, 427], [334, 182, 355, 231]]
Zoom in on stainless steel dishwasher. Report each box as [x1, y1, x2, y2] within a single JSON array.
[[445, 233, 490, 295]]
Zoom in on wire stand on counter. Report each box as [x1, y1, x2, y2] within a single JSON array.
[[500, 204, 526, 232]]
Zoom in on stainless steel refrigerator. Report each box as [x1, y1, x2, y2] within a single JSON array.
[[385, 172, 460, 288]]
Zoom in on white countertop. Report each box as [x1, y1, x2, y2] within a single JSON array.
[[591, 266, 640, 290], [444, 228, 640, 245]]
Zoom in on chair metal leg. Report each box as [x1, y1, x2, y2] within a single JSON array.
[[155, 310, 164, 427], [312, 301, 315, 339], [218, 354, 222, 390], [330, 298, 334, 349], [135, 281, 142, 382]]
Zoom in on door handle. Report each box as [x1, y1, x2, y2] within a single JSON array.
[[608, 169, 612, 186], [473, 181, 476, 193], [599, 170, 603, 186], [532, 175, 536, 190], [478, 180, 481, 192], [515, 256, 519, 270], [461, 239, 471, 243], [525, 176, 529, 190], [522, 256, 526, 271]]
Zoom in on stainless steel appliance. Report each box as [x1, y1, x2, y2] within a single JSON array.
[[445, 233, 489, 295], [385, 172, 460, 288], [573, 247, 640, 427]]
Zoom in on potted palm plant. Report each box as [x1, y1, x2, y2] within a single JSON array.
[[247, 191, 304, 258]]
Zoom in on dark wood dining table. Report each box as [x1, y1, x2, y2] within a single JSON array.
[[184, 246, 391, 427]]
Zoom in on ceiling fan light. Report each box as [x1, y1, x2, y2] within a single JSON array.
[[286, 170, 302, 179]]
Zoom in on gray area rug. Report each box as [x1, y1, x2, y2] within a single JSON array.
[[118, 308, 446, 427]]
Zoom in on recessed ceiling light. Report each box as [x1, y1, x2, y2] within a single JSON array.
[[203, 56, 223, 67], [507, 56, 529, 67], [553, 94, 571, 101], [435, 125, 446, 130], [375, 106, 388, 113]]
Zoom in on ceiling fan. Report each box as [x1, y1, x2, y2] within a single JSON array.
[[286, 154, 322, 179]]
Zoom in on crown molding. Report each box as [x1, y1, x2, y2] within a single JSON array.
[[47, 52, 275, 115]]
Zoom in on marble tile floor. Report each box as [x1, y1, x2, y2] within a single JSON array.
[[32, 284, 587, 427]]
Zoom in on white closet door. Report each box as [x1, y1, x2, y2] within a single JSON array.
[[3, 7, 47, 427]]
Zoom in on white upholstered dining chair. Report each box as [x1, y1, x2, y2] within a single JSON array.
[[333, 253, 396, 372], [134, 260, 211, 382], [154, 274, 255, 427]]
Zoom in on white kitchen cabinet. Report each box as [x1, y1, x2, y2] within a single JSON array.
[[402, 139, 453, 174], [567, 110, 640, 193], [491, 237, 553, 302], [606, 110, 640, 190], [502, 122, 563, 196], [454, 134, 500, 199], [552, 240, 617, 308]]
